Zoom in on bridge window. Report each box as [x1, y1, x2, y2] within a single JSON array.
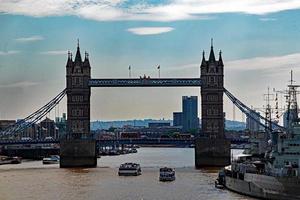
[[72, 95, 84, 102], [72, 77, 83, 86], [207, 94, 218, 101], [72, 108, 84, 116]]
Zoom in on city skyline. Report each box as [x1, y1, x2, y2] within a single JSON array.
[[1, 1, 300, 121]]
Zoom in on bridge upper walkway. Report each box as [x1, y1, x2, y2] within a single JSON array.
[[88, 78, 202, 87]]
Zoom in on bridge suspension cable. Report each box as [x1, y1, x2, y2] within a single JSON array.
[[1, 89, 67, 138], [224, 88, 285, 132]]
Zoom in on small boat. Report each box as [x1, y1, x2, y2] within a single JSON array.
[[129, 148, 138, 153], [42, 155, 60, 164], [159, 167, 175, 181], [0, 156, 22, 165], [118, 163, 142, 176]]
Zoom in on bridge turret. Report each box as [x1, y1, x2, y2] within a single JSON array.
[[201, 51, 207, 66], [84, 52, 90, 67], [218, 50, 223, 66]]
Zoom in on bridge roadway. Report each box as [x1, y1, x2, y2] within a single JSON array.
[[0, 138, 248, 146], [88, 78, 202, 87]]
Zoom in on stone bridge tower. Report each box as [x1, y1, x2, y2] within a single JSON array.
[[60, 41, 97, 168], [195, 41, 230, 167], [66, 41, 91, 139]]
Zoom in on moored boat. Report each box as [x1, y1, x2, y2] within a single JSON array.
[[42, 155, 60, 164], [0, 156, 22, 165]]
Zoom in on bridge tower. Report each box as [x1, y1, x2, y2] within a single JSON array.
[[60, 41, 97, 168], [195, 40, 230, 167]]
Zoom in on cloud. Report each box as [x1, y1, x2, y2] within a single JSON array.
[[127, 27, 174, 35], [0, 0, 300, 22], [227, 53, 300, 72], [0, 81, 39, 88], [15, 35, 44, 42], [0, 50, 20, 56], [39, 50, 67, 55], [166, 53, 300, 72]]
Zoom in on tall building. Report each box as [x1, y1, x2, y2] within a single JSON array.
[[182, 96, 199, 132], [173, 112, 183, 127], [246, 110, 261, 132]]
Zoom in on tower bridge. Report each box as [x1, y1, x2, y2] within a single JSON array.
[[61, 41, 229, 168], [1, 40, 283, 168]]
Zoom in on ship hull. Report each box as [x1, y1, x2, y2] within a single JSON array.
[[225, 173, 300, 200]]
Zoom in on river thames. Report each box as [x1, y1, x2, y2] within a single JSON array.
[[0, 148, 254, 200]]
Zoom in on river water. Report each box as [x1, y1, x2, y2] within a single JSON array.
[[0, 148, 255, 200]]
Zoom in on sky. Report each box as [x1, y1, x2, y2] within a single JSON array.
[[0, 0, 300, 122]]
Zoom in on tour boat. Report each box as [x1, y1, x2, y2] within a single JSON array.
[[118, 163, 142, 176], [42, 155, 60, 164], [159, 167, 176, 181]]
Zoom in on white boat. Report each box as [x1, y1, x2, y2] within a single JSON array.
[[159, 167, 175, 181], [0, 156, 22, 165], [42, 155, 60, 164], [118, 163, 141, 176]]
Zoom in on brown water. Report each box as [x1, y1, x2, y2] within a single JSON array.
[[0, 148, 255, 200]]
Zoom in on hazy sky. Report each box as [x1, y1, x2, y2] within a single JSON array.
[[1, 0, 300, 122]]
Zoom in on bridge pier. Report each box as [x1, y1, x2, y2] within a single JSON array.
[[60, 139, 97, 168], [195, 137, 230, 167]]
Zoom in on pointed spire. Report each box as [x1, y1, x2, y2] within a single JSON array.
[[75, 39, 82, 63], [219, 50, 223, 62], [201, 50, 206, 66], [84, 51, 89, 61], [84, 51, 90, 67], [209, 38, 215, 62], [66, 50, 73, 67]]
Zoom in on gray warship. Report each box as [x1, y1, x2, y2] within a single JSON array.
[[217, 72, 300, 199]]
